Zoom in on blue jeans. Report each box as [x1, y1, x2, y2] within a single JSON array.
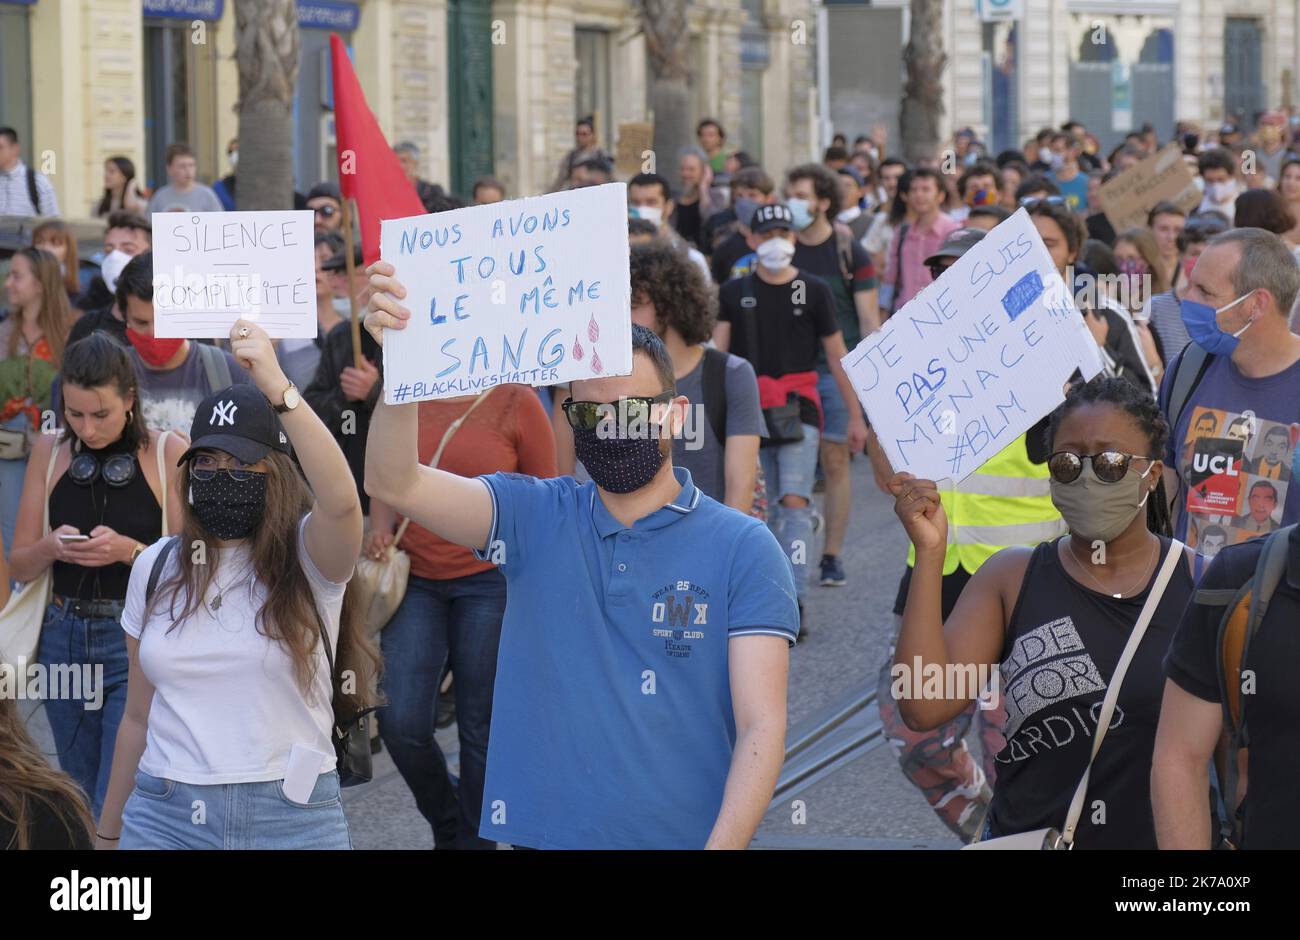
[[761, 424, 822, 601], [379, 567, 505, 849], [0, 413, 31, 553], [120, 769, 352, 849], [36, 601, 130, 821], [816, 371, 849, 444]]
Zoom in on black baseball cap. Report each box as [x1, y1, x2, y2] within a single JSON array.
[[750, 202, 795, 234], [307, 181, 341, 202], [178, 384, 292, 467], [924, 227, 988, 266], [322, 245, 364, 272]]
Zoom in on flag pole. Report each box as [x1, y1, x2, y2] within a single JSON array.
[[340, 196, 363, 369]]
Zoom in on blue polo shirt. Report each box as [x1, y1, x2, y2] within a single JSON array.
[[473, 466, 798, 849]]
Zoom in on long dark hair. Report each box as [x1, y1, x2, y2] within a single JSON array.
[[143, 450, 382, 711], [0, 694, 93, 849], [1048, 376, 1172, 536], [59, 333, 148, 452], [97, 156, 137, 217]]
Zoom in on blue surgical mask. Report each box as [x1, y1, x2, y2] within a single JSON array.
[[786, 198, 815, 231], [1180, 291, 1257, 356]]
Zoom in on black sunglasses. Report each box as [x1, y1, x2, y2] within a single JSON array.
[[1048, 451, 1157, 485], [313, 205, 338, 218], [927, 261, 953, 280], [562, 392, 674, 432], [1020, 195, 1068, 208]]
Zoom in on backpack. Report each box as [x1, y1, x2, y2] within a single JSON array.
[[700, 346, 729, 446], [25, 166, 44, 216], [1163, 341, 1213, 440], [832, 221, 856, 294], [195, 341, 233, 393], [1192, 522, 1296, 846]]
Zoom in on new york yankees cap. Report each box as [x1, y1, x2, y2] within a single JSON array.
[[177, 384, 292, 467]]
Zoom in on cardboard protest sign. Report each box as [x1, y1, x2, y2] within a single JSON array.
[[151, 211, 316, 338], [1098, 143, 1201, 233], [379, 182, 632, 404], [615, 122, 654, 178], [842, 209, 1103, 482]]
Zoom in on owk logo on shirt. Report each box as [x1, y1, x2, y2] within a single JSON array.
[[648, 580, 711, 659], [210, 399, 238, 426]]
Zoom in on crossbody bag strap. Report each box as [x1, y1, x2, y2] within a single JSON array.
[[1059, 539, 1185, 845], [390, 389, 493, 547], [155, 430, 171, 535], [42, 438, 60, 536]]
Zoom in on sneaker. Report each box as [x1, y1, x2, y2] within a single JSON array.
[[819, 554, 847, 587]]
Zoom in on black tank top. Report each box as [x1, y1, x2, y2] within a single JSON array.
[[987, 535, 1192, 849], [48, 436, 162, 601]]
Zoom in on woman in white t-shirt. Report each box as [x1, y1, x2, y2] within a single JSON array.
[[95, 319, 373, 850]]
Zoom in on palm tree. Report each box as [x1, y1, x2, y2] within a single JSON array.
[[639, 0, 692, 176], [900, 0, 947, 164], [233, 0, 299, 210]]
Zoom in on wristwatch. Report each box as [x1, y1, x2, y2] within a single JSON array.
[[274, 382, 301, 414], [128, 542, 146, 566]]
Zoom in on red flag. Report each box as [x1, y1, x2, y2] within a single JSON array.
[[329, 33, 426, 264]]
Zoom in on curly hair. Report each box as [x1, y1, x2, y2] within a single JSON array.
[[628, 240, 718, 347], [1047, 375, 1172, 536]]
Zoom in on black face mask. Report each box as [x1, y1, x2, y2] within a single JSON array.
[[572, 424, 667, 494], [189, 472, 267, 540]]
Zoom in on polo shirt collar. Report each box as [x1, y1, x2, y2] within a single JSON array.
[[589, 466, 701, 538]]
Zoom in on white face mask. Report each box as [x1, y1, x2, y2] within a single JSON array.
[[99, 250, 132, 293], [755, 237, 796, 272], [630, 205, 663, 225], [228, 151, 238, 169], [1206, 180, 1235, 202]]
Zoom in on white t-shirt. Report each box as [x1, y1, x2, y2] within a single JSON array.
[[121, 515, 348, 784]]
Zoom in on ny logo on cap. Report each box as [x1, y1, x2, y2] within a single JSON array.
[[211, 400, 238, 427]]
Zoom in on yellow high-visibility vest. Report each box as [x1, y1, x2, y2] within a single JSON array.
[[906, 433, 1065, 575]]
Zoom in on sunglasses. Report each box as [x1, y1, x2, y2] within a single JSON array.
[[313, 205, 338, 218], [1020, 195, 1068, 207], [1048, 451, 1157, 484], [927, 261, 954, 280], [561, 392, 674, 432], [189, 453, 265, 482]]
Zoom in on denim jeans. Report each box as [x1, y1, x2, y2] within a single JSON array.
[[36, 601, 130, 821], [760, 424, 822, 601], [379, 567, 505, 849], [120, 769, 352, 849]]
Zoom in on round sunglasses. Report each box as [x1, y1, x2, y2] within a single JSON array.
[[1048, 450, 1157, 485]]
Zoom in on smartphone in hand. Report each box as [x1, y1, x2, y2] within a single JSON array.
[[58, 534, 89, 542]]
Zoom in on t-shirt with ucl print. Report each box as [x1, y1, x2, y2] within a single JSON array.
[[1157, 349, 1300, 559], [133, 343, 251, 435]]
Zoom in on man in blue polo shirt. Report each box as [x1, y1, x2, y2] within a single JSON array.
[[363, 266, 798, 849]]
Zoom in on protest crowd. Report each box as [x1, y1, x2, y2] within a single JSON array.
[[3, 103, 1300, 854]]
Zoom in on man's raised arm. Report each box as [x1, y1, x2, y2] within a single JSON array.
[[362, 260, 494, 551]]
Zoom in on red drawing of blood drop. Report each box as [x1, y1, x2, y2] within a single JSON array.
[[591, 348, 603, 374], [587, 315, 600, 343], [572, 336, 584, 360]]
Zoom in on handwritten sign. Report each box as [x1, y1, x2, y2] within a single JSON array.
[[616, 122, 654, 178], [842, 209, 1103, 482], [379, 183, 632, 403], [151, 210, 316, 338], [1099, 143, 1201, 233]]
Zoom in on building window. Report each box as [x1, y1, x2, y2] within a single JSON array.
[[983, 21, 1018, 156], [0, 4, 32, 152], [1067, 13, 1175, 153], [575, 28, 612, 151], [143, 18, 217, 190]]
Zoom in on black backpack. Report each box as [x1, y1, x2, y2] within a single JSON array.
[[25, 166, 45, 216]]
